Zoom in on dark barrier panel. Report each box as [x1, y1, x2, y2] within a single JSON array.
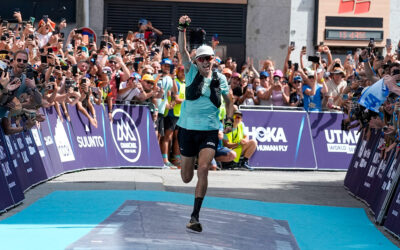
[[243, 110, 316, 169], [308, 112, 359, 170], [374, 150, 400, 224], [344, 129, 381, 197], [384, 184, 400, 236], [0, 104, 163, 212]]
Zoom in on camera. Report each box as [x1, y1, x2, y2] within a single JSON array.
[[294, 63, 299, 71], [26, 68, 34, 80], [308, 56, 320, 63]]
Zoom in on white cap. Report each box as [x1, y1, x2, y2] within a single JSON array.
[[195, 45, 214, 58]]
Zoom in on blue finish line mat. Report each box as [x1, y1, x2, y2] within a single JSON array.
[[0, 190, 396, 250]]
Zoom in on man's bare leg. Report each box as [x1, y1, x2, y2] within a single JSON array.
[[180, 155, 196, 183]]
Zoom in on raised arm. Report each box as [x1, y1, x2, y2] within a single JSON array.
[[178, 15, 191, 73]]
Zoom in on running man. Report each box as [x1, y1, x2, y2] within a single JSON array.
[[177, 15, 234, 232]]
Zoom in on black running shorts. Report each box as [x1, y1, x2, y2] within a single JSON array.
[[177, 127, 219, 157], [164, 116, 179, 131]]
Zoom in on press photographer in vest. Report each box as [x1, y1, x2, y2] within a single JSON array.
[[223, 110, 257, 169], [176, 15, 234, 232]]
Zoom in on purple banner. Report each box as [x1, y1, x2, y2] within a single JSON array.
[[0, 141, 13, 212], [243, 110, 316, 169], [0, 131, 24, 206], [370, 149, 400, 222], [39, 104, 163, 170], [109, 105, 163, 167], [308, 112, 359, 170], [344, 129, 381, 195], [384, 182, 400, 236]]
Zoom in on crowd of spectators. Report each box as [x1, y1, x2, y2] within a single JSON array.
[[1, 10, 400, 169]]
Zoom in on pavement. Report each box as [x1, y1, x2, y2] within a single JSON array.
[[0, 168, 399, 248]]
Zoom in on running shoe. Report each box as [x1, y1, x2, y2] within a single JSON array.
[[186, 216, 202, 232], [241, 159, 254, 171], [163, 161, 177, 169]]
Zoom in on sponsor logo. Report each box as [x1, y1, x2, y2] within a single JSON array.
[[111, 109, 141, 163], [0, 146, 6, 160], [338, 0, 371, 15], [246, 126, 288, 152], [44, 136, 54, 146], [30, 129, 42, 147], [1, 162, 11, 177], [54, 120, 75, 162], [77, 136, 104, 148], [324, 130, 360, 154], [206, 142, 216, 147]]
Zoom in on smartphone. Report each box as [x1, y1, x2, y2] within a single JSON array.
[[42, 15, 48, 23], [61, 65, 69, 70], [347, 51, 352, 55], [100, 40, 107, 49], [47, 47, 53, 54], [81, 78, 87, 84], [369, 38, 374, 46], [135, 57, 143, 62], [294, 63, 299, 71], [288, 60, 292, 68], [68, 51, 74, 56], [290, 41, 295, 47], [301, 46, 306, 51], [387, 38, 392, 46], [342, 94, 348, 100], [346, 80, 352, 87], [247, 84, 253, 90], [89, 36, 94, 44], [49, 75, 55, 82], [29, 17, 35, 24], [393, 69, 400, 75], [308, 56, 319, 63], [60, 32, 65, 39], [319, 41, 324, 46], [115, 39, 120, 44], [26, 69, 34, 79], [40, 55, 47, 63], [72, 65, 78, 76]]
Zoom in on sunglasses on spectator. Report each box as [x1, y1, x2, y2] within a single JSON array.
[[197, 56, 213, 63], [109, 61, 117, 64], [294, 81, 301, 83], [16, 58, 28, 63], [233, 115, 242, 119], [144, 81, 154, 85]]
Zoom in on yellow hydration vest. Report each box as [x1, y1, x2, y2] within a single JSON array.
[[164, 78, 186, 117], [226, 122, 244, 163]]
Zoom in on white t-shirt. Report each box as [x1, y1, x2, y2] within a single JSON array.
[[117, 81, 141, 103], [37, 32, 52, 48], [256, 86, 272, 106]]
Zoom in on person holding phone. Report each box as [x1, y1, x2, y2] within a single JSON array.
[[156, 58, 176, 167], [177, 15, 233, 233], [265, 70, 290, 106], [325, 67, 347, 109]]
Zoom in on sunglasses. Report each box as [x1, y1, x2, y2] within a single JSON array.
[[233, 115, 242, 119], [197, 56, 213, 63], [109, 61, 117, 64], [294, 81, 301, 83], [16, 58, 28, 63], [144, 81, 154, 85]]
